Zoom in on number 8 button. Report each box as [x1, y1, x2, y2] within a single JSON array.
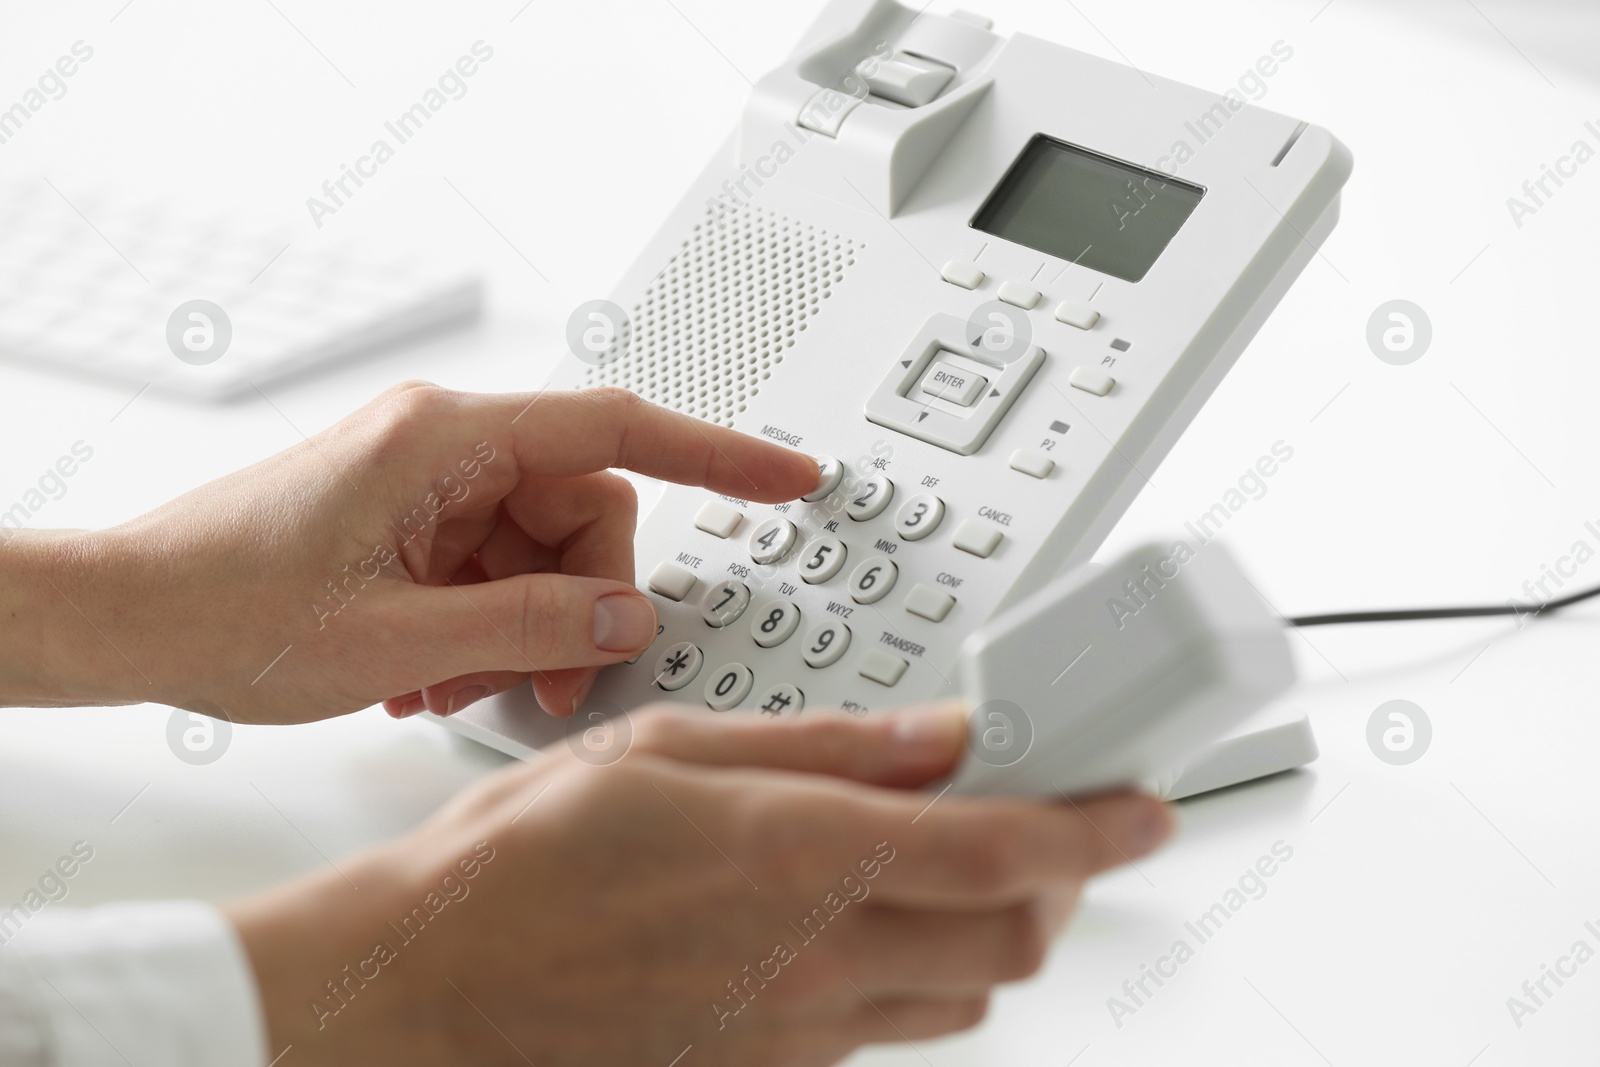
[[750, 599, 801, 647]]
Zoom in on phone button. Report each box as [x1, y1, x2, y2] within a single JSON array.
[[846, 474, 895, 521], [940, 261, 985, 290], [998, 281, 1042, 309], [802, 455, 844, 502], [647, 562, 697, 602], [904, 583, 956, 622], [1069, 367, 1115, 396], [699, 580, 752, 627], [754, 682, 804, 717], [848, 557, 898, 604], [653, 642, 703, 691], [895, 494, 945, 540], [1008, 449, 1055, 479], [748, 517, 798, 564], [858, 649, 909, 687], [693, 499, 744, 538], [952, 518, 1003, 558], [704, 662, 755, 711], [802, 621, 852, 667], [798, 536, 848, 584], [919, 360, 988, 407], [750, 599, 802, 648]]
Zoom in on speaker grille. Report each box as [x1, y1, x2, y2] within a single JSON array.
[[584, 205, 862, 426]]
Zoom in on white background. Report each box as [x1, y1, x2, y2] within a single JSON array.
[[2, 0, 1599, 1063]]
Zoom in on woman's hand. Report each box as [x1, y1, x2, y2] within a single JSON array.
[[225, 705, 1174, 1067], [3, 383, 820, 723]]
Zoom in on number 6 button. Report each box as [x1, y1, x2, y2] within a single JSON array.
[[895, 494, 945, 540], [750, 599, 801, 647], [798, 536, 847, 584], [848, 556, 897, 604]]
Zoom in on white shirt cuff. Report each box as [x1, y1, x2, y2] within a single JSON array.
[[0, 900, 267, 1067]]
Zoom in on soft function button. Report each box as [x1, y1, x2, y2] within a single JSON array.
[[802, 621, 852, 667], [749, 517, 798, 564], [858, 649, 909, 687], [1055, 300, 1100, 330], [1009, 449, 1054, 479], [754, 682, 804, 717], [846, 474, 894, 521], [700, 580, 752, 627], [940, 260, 984, 290], [952, 517, 1003, 558], [998, 281, 1041, 310], [895, 494, 945, 541], [1069, 367, 1115, 397], [647, 562, 697, 602], [802, 455, 844, 502], [861, 51, 956, 107], [693, 499, 743, 538], [750, 599, 802, 648], [904, 583, 955, 622], [919, 360, 987, 407], [848, 556, 898, 604], [796, 87, 865, 137], [798, 536, 847, 584], [704, 662, 754, 711], [653, 641, 703, 691]]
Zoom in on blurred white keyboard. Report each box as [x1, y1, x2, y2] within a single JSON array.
[[0, 182, 482, 399]]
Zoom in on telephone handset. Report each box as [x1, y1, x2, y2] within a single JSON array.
[[444, 0, 1349, 796]]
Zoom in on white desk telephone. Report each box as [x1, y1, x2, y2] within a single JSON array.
[[444, 0, 1351, 798]]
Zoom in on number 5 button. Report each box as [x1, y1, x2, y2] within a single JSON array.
[[798, 536, 847, 584], [848, 556, 897, 604], [895, 494, 944, 541]]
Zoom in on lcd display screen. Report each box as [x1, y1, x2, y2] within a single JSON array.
[[971, 135, 1204, 283]]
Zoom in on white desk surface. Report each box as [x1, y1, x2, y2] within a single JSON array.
[[3, 1, 1599, 1063]]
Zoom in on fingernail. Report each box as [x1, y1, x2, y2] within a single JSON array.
[[445, 685, 493, 716], [888, 700, 969, 757], [593, 593, 657, 652], [1131, 803, 1176, 856], [570, 675, 596, 715], [387, 695, 426, 719]]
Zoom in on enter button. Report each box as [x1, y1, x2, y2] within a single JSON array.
[[919, 359, 988, 407]]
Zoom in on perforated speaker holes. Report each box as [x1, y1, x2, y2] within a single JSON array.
[[583, 205, 862, 427]]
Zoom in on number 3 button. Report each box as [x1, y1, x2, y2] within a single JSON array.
[[750, 599, 801, 647], [895, 494, 945, 541]]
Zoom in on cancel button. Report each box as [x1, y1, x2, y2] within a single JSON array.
[[977, 506, 1013, 527]]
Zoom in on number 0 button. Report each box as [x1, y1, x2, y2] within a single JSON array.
[[750, 599, 802, 647], [848, 556, 898, 604], [802, 621, 851, 667], [704, 662, 754, 711], [748, 517, 798, 564], [895, 494, 945, 541], [798, 536, 847, 584]]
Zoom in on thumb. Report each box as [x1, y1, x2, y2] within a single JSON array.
[[629, 701, 971, 788], [396, 573, 659, 681]]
